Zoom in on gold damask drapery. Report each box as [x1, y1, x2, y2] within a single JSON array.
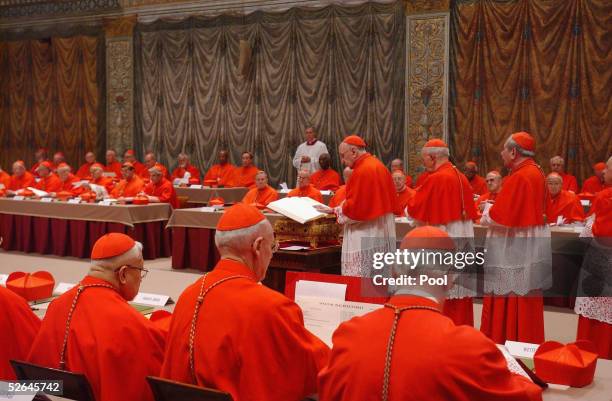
[[450, 0, 611, 183], [0, 34, 104, 171], [134, 1, 405, 186]]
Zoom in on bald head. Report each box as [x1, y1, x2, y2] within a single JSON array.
[[144, 152, 157, 168], [106, 149, 117, 164], [338, 142, 366, 168], [12, 161, 25, 176], [218, 150, 229, 165], [391, 159, 403, 172], [464, 162, 478, 180], [85, 152, 96, 164], [178, 153, 189, 168]]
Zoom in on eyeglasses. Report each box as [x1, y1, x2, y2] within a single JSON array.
[[114, 265, 149, 279]]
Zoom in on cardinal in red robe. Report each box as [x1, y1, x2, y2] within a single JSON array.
[[474, 171, 503, 222], [227, 151, 258, 188], [55, 163, 84, 196], [390, 158, 413, 187], [76, 151, 97, 179], [288, 169, 324, 202], [161, 204, 329, 401], [171, 153, 201, 184], [328, 167, 352, 208], [545, 173, 585, 224], [242, 171, 278, 209], [318, 227, 543, 401], [581, 162, 608, 194], [27, 233, 166, 401], [143, 166, 179, 208], [33, 161, 62, 193], [110, 162, 145, 199], [104, 149, 123, 179], [392, 170, 415, 216], [8, 160, 36, 193], [0, 286, 41, 379], [464, 161, 488, 195], [203, 150, 235, 187], [123, 150, 147, 177], [310, 153, 341, 191], [549, 155, 578, 193]]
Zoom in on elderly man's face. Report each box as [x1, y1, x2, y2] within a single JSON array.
[[486, 173, 502, 193], [58, 169, 70, 181], [91, 168, 103, 179], [464, 165, 477, 180], [178, 156, 188, 168], [391, 159, 402, 171], [106, 151, 116, 164], [305, 127, 316, 142], [241, 153, 253, 167], [38, 167, 50, 178], [116, 258, 145, 301], [297, 171, 310, 188], [123, 153, 134, 163], [122, 166, 134, 180], [339, 143, 358, 168], [218, 151, 228, 165], [500, 145, 515, 168], [319, 154, 331, 170], [144, 154, 156, 168], [547, 177, 563, 196], [85, 152, 95, 163], [421, 151, 435, 172], [53, 154, 64, 165], [255, 173, 267, 189], [13, 164, 25, 176], [392, 172, 406, 192], [150, 171, 162, 184], [550, 158, 564, 173]]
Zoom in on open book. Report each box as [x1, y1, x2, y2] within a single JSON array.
[[27, 186, 50, 197], [267, 196, 328, 224]]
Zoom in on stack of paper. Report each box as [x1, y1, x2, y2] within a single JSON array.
[[26, 186, 50, 197], [267, 197, 328, 224]]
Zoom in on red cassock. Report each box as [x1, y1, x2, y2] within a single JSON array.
[[343, 153, 395, 221], [546, 190, 585, 224], [34, 174, 62, 193], [30, 160, 53, 177], [241, 185, 279, 208], [482, 159, 546, 344], [590, 187, 612, 239], [560, 173, 578, 193], [407, 162, 478, 225], [469, 174, 488, 195], [133, 161, 147, 177], [474, 191, 498, 221], [144, 178, 179, 208], [0, 170, 10, 189], [76, 162, 94, 179], [160, 259, 330, 401], [171, 164, 201, 183], [393, 187, 415, 216], [60, 174, 84, 195], [414, 171, 430, 188], [104, 162, 123, 179], [318, 295, 543, 401], [0, 286, 41, 379], [228, 166, 259, 188], [110, 175, 145, 198], [203, 163, 235, 186], [288, 184, 323, 203], [310, 169, 341, 191], [328, 185, 346, 208], [581, 176, 606, 194], [8, 172, 35, 191], [27, 276, 166, 401], [91, 176, 115, 194]]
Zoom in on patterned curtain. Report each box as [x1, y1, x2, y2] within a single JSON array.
[[134, 1, 405, 186], [450, 0, 611, 182], [0, 34, 104, 171]]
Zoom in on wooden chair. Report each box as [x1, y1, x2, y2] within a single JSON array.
[[177, 195, 190, 209], [10, 359, 96, 401], [146, 376, 233, 401]]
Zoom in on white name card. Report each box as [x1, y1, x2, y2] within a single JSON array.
[[133, 292, 170, 307], [41, 197, 53, 203], [580, 200, 590, 207], [99, 200, 114, 206], [504, 340, 539, 359], [53, 282, 76, 296], [190, 184, 203, 189], [13, 195, 25, 201], [320, 190, 332, 196], [199, 207, 216, 212], [68, 198, 81, 204], [0, 274, 8, 287]]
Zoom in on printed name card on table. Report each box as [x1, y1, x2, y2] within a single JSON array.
[[190, 184, 203, 189], [580, 200, 590, 207], [53, 282, 76, 296], [68, 198, 81, 204], [99, 200, 117, 206], [13, 195, 25, 201], [0, 274, 8, 287], [132, 292, 172, 307], [320, 190, 332, 196], [505, 340, 539, 359], [41, 197, 53, 203]]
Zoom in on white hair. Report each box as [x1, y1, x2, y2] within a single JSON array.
[[505, 137, 535, 157], [149, 166, 162, 175], [178, 153, 189, 160], [421, 147, 450, 158], [57, 165, 71, 173], [91, 241, 143, 270], [607, 156, 612, 164], [550, 155, 564, 164], [215, 220, 269, 253]]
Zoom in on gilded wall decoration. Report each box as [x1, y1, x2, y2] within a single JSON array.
[[405, 13, 448, 177], [404, 0, 450, 15], [106, 34, 133, 153]]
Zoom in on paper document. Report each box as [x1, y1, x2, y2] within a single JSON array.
[[26, 186, 49, 197], [320, 190, 331, 196], [296, 296, 381, 347], [496, 344, 532, 380], [280, 245, 310, 251], [89, 183, 108, 199], [580, 200, 590, 207], [0, 274, 7, 287], [505, 340, 539, 358], [132, 292, 172, 307], [53, 282, 76, 296], [295, 280, 347, 300], [72, 180, 90, 188], [267, 197, 328, 224]]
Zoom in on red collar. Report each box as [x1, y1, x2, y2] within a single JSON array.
[[306, 139, 318, 146], [214, 259, 257, 281], [386, 295, 441, 310]]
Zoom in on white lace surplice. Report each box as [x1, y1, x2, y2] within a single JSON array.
[[336, 209, 396, 277], [480, 208, 552, 295]]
